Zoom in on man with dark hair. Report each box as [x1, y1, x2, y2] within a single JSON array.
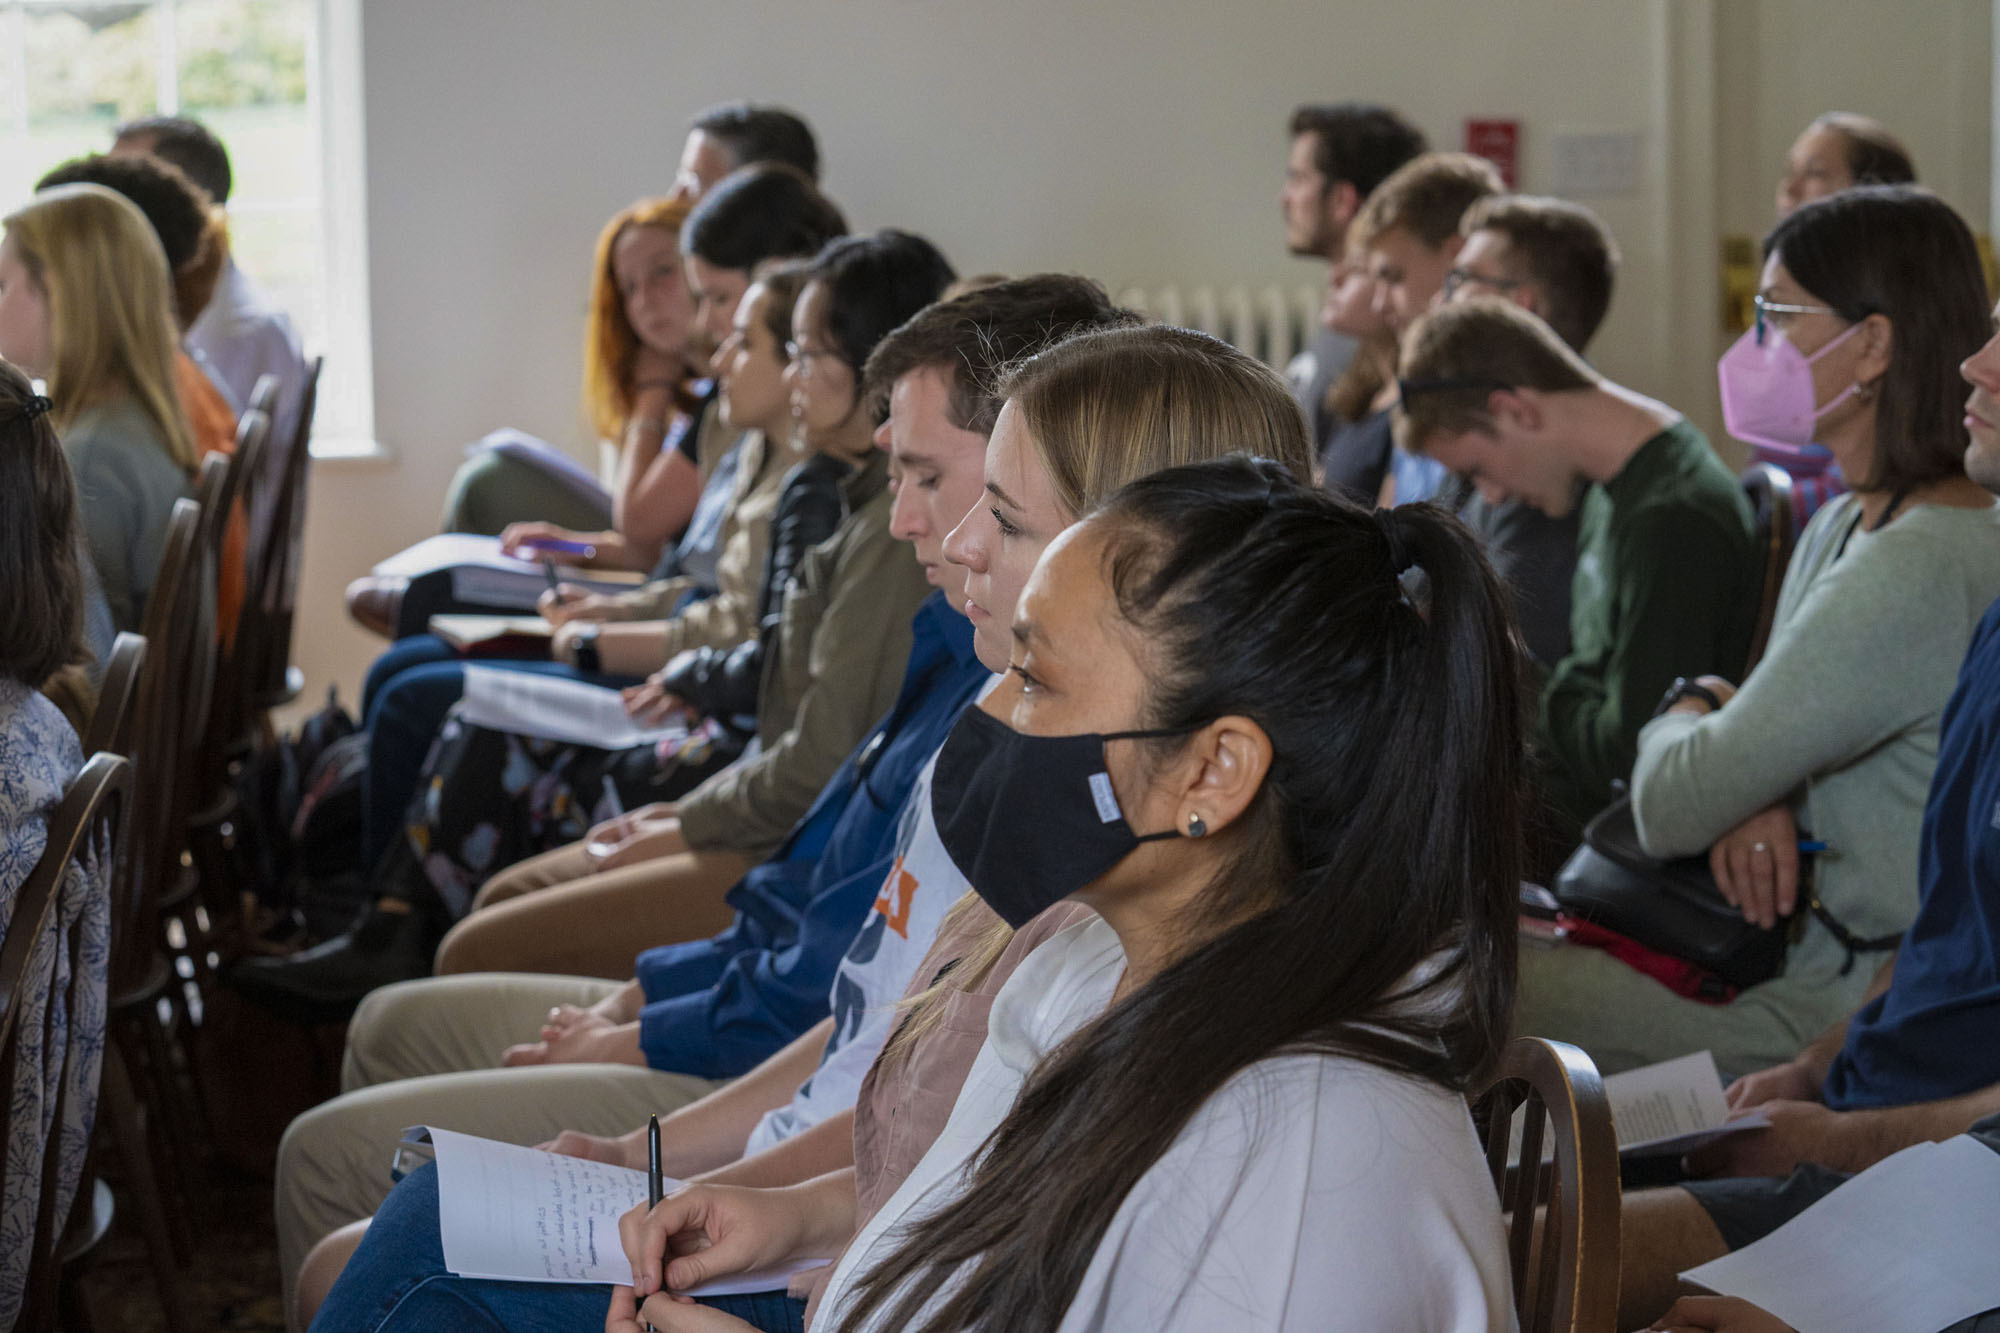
[[1279, 102, 1426, 449], [271, 277, 1134, 1319], [111, 112, 231, 203], [672, 101, 821, 204], [110, 113, 308, 437], [1397, 299, 1757, 854], [1450, 195, 1618, 353], [1439, 193, 1621, 668]]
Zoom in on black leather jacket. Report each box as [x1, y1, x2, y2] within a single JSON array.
[[657, 451, 849, 720]]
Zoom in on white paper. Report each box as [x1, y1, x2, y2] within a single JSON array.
[[1603, 1051, 1768, 1157], [409, 1127, 824, 1299], [458, 666, 685, 750], [1683, 1135, 2000, 1333]]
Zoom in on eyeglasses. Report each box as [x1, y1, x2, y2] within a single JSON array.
[[785, 341, 842, 369], [1753, 294, 1838, 345], [1441, 268, 1525, 302]]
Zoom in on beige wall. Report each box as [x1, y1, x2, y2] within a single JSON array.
[[288, 0, 1992, 711]]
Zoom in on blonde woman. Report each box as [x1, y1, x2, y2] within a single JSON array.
[[0, 183, 198, 630]]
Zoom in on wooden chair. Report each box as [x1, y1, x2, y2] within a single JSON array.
[[1740, 462, 1798, 676], [82, 633, 146, 760], [1472, 1037, 1621, 1333], [239, 356, 322, 721], [101, 497, 215, 1327], [0, 752, 132, 1332]]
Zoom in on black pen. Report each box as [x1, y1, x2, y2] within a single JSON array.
[[542, 557, 569, 606], [644, 1113, 663, 1331]]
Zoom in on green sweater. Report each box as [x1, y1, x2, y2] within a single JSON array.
[[1537, 420, 1757, 842]]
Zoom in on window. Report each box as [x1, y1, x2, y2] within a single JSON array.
[[0, 0, 375, 452]]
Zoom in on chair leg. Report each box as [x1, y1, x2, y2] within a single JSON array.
[[100, 1042, 196, 1333], [132, 1010, 205, 1258]]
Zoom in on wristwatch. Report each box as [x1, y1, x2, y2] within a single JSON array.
[[1653, 675, 1723, 718], [572, 624, 603, 674]]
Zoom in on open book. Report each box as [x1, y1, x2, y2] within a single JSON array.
[[1604, 1050, 1769, 1158], [402, 1127, 826, 1299], [1682, 1133, 2000, 1332]]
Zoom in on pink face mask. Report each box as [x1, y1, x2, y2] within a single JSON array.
[[1717, 320, 1864, 453]]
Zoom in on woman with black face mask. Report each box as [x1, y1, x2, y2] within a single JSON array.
[[613, 457, 1527, 1332]]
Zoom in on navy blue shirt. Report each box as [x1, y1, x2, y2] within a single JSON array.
[[1825, 595, 2000, 1110], [634, 592, 986, 1078]]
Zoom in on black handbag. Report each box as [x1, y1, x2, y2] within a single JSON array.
[[1553, 792, 1902, 993], [1552, 794, 1792, 992]]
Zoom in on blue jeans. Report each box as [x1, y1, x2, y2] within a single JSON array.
[[311, 1162, 807, 1332], [359, 636, 636, 869]]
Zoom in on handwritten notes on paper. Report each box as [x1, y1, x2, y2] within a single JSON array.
[[405, 1127, 826, 1299]]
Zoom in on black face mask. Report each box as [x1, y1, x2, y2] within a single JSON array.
[[930, 704, 1192, 929]]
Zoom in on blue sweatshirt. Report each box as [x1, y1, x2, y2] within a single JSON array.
[[633, 592, 986, 1076]]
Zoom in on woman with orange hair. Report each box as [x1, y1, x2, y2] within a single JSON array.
[[438, 195, 705, 553]]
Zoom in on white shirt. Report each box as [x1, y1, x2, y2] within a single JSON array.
[[186, 255, 308, 439], [819, 917, 1517, 1332], [740, 676, 995, 1156]]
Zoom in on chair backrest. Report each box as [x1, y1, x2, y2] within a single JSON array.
[[247, 371, 281, 422], [117, 499, 215, 999], [240, 356, 321, 704], [1472, 1037, 1621, 1333], [1740, 462, 1797, 676], [193, 451, 230, 558], [0, 751, 130, 1330], [82, 632, 147, 759]]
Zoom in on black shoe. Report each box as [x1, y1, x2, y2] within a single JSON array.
[[225, 902, 438, 1025]]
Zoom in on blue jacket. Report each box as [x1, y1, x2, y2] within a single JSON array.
[[634, 591, 985, 1076], [1825, 594, 2000, 1109]]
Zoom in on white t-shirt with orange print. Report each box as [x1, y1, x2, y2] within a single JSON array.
[[739, 675, 996, 1156]]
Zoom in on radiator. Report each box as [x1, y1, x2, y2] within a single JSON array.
[[1114, 284, 1325, 369]]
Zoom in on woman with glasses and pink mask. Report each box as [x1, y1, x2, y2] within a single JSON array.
[[1517, 186, 2000, 1079]]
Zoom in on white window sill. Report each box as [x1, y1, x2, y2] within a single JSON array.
[[308, 435, 397, 466]]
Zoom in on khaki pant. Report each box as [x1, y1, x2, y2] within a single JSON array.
[[432, 840, 751, 978], [274, 973, 717, 1317]]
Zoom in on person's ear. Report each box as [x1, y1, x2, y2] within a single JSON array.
[[1175, 716, 1272, 840], [873, 419, 892, 449], [1327, 180, 1362, 233], [1855, 312, 1894, 390], [1513, 284, 1543, 321], [1487, 387, 1544, 435]]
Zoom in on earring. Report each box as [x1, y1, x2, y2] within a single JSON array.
[[1186, 812, 1207, 839]]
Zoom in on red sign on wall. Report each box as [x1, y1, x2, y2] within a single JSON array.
[[1464, 118, 1520, 188]]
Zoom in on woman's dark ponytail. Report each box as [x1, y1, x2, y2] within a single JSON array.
[[838, 459, 1526, 1332]]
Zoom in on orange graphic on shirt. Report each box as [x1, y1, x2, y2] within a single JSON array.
[[874, 858, 919, 938]]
